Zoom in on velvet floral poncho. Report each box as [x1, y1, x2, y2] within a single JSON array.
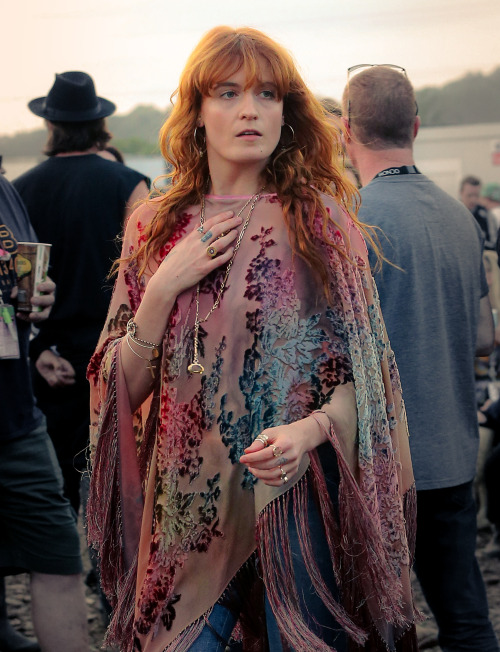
[[87, 192, 418, 652]]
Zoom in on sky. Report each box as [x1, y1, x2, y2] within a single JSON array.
[[2, 0, 499, 136]]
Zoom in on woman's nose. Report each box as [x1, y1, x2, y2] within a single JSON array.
[[239, 92, 258, 119]]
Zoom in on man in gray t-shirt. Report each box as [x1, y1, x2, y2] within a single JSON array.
[[342, 65, 498, 651]]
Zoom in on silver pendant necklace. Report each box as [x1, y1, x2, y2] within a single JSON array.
[[187, 187, 265, 374]]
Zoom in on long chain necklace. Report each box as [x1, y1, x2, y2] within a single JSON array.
[[187, 186, 265, 374]]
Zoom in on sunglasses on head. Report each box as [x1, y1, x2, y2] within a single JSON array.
[[346, 64, 418, 123]]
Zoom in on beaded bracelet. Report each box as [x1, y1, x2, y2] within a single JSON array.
[[126, 318, 162, 348]]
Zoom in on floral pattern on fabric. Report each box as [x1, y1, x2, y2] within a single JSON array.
[[87, 193, 416, 652]]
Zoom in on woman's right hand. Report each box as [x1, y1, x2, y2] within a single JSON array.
[[146, 210, 243, 300], [120, 208, 244, 411]]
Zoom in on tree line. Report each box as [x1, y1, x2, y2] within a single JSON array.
[[2, 66, 499, 157]]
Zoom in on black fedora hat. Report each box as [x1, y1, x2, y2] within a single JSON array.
[[28, 71, 116, 122]]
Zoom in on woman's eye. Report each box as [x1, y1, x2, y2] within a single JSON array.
[[260, 89, 276, 99], [221, 90, 237, 99]]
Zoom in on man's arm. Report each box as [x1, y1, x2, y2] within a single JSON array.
[[477, 294, 495, 356]]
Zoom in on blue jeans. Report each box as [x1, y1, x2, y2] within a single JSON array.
[[186, 604, 238, 651], [414, 481, 499, 652]]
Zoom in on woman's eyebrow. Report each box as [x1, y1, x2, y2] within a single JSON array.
[[213, 81, 241, 90], [211, 80, 278, 91]]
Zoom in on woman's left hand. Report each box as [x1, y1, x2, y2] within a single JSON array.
[[239, 416, 327, 487]]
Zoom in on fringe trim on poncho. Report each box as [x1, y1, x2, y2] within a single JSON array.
[[256, 441, 418, 652], [87, 345, 158, 651]]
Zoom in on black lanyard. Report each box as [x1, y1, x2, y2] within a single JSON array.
[[376, 165, 421, 179]]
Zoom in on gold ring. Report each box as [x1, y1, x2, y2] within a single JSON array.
[[207, 245, 217, 258], [271, 445, 283, 458], [256, 433, 269, 447], [279, 466, 288, 484]]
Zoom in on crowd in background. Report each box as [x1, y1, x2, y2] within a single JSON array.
[[1, 32, 500, 652]]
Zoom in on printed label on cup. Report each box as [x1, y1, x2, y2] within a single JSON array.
[[15, 242, 51, 312]]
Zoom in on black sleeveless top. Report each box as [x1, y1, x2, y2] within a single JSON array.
[[13, 154, 148, 368]]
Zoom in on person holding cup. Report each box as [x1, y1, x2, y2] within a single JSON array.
[[0, 170, 88, 651]]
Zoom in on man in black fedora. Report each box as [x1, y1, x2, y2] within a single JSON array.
[[13, 72, 149, 519]]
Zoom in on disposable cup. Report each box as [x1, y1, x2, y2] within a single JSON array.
[[15, 242, 51, 312]]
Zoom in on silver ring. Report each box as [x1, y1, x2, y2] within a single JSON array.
[[256, 433, 269, 447], [279, 466, 288, 484], [207, 245, 217, 259]]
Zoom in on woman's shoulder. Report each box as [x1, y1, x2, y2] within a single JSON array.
[[315, 190, 369, 261], [125, 195, 163, 232], [316, 190, 354, 233]]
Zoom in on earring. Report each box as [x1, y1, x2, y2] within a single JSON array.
[[280, 123, 295, 151], [193, 126, 206, 157]]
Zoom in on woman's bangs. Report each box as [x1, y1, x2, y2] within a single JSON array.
[[197, 39, 289, 99], [197, 51, 244, 96]]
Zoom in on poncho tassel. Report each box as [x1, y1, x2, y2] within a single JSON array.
[[316, 419, 418, 647], [86, 349, 142, 651], [256, 439, 416, 651], [256, 470, 368, 652]]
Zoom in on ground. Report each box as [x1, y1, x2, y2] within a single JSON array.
[[4, 527, 500, 651]]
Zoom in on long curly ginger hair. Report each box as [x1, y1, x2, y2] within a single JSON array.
[[132, 25, 377, 297]]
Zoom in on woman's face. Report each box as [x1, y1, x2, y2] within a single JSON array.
[[198, 60, 284, 179]]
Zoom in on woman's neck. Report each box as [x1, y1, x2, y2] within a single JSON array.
[[207, 163, 265, 197]]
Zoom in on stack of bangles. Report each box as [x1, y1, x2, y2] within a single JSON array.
[[125, 318, 162, 379]]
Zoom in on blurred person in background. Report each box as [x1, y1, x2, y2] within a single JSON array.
[[481, 182, 500, 229], [0, 168, 88, 651], [12, 71, 149, 516], [460, 175, 497, 249]]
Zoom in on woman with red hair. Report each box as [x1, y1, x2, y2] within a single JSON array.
[[87, 26, 418, 651]]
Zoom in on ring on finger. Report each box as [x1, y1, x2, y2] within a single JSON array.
[[207, 245, 217, 259], [256, 433, 269, 447], [279, 465, 288, 484], [197, 225, 205, 234], [271, 444, 283, 458]]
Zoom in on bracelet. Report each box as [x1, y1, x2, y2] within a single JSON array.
[[128, 335, 157, 350], [125, 334, 160, 360], [126, 318, 162, 348], [310, 409, 331, 429], [125, 335, 160, 379]]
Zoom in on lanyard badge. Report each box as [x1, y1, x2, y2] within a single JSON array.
[[0, 291, 20, 360]]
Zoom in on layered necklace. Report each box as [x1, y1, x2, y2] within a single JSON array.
[[187, 186, 265, 374]]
